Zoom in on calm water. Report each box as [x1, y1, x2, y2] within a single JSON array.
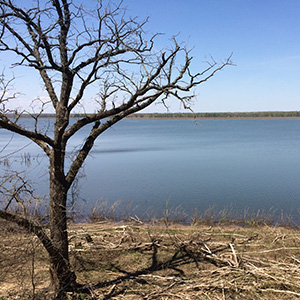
[[1, 118, 300, 223]]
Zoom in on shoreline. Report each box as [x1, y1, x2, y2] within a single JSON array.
[[126, 111, 300, 119], [127, 116, 300, 120], [11, 111, 300, 119]]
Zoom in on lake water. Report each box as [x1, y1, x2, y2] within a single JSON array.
[[1, 118, 300, 224]]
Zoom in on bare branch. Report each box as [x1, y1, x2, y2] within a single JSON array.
[[0, 209, 61, 259], [0, 115, 53, 154], [0, 1, 232, 293]]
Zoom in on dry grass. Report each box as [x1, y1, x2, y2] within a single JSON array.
[[1, 219, 300, 299]]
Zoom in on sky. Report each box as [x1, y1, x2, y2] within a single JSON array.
[[1, 0, 300, 113], [124, 0, 300, 113]]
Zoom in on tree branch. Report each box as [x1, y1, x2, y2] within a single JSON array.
[[65, 92, 162, 187], [0, 115, 53, 155], [0, 210, 60, 259]]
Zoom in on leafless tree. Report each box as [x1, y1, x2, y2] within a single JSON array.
[[0, 0, 232, 297]]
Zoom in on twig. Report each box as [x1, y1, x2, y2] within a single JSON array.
[[260, 288, 300, 297], [243, 247, 300, 254], [229, 243, 239, 267], [102, 284, 116, 299]]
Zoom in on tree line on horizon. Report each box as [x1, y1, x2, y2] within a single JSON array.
[[10, 111, 300, 119], [127, 111, 300, 119]]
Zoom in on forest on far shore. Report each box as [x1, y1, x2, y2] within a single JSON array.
[[12, 111, 300, 119], [126, 111, 300, 119]]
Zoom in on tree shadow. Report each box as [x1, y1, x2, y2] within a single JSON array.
[[77, 240, 230, 298]]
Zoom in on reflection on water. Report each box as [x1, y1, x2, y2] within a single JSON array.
[[1, 118, 300, 224]]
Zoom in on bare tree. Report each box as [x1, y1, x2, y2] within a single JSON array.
[[0, 0, 232, 297]]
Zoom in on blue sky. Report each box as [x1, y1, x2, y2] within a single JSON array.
[[2, 0, 300, 113], [124, 0, 300, 112]]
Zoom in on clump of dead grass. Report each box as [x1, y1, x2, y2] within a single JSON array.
[[1, 219, 300, 299]]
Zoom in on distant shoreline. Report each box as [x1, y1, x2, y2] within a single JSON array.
[[12, 111, 300, 119], [126, 111, 300, 119]]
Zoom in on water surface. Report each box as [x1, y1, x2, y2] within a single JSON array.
[[1, 118, 300, 223]]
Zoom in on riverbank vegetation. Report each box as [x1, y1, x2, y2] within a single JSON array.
[[1, 218, 300, 299]]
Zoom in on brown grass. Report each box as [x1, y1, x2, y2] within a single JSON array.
[[1, 219, 300, 299]]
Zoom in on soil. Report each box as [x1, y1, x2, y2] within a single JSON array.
[[1, 220, 300, 299]]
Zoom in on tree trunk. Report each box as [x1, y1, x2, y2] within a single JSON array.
[[49, 152, 77, 297]]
